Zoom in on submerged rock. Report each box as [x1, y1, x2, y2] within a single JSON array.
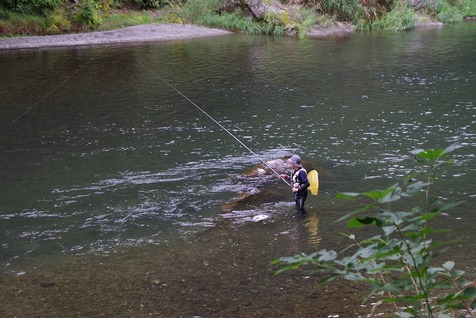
[[241, 158, 289, 178], [221, 192, 256, 213], [221, 157, 324, 213]]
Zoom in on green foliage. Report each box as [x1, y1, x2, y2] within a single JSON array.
[[0, 12, 47, 36], [179, 0, 224, 23], [274, 144, 475, 318], [416, 0, 465, 23], [455, 0, 476, 16], [0, 0, 64, 15], [98, 10, 155, 30], [197, 9, 285, 36], [320, 0, 364, 22], [158, 12, 183, 23], [0, 0, 474, 37], [435, 1, 464, 24], [364, 0, 416, 31], [129, 0, 163, 9], [75, 0, 103, 27], [46, 7, 71, 34], [264, 11, 292, 28], [283, 5, 321, 38]]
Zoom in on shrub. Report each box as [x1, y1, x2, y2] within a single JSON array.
[[127, 0, 164, 9], [0, 12, 47, 35], [455, 0, 476, 17], [320, 0, 365, 22], [75, 0, 102, 27], [46, 7, 71, 33], [98, 11, 154, 30], [179, 0, 224, 23], [197, 9, 285, 36], [435, 1, 464, 24], [370, 0, 416, 31], [274, 144, 476, 318], [0, 0, 64, 16]]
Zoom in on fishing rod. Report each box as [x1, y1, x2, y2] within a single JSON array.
[[0, 49, 105, 134], [138, 62, 292, 188]]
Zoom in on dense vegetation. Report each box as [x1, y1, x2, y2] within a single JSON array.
[[0, 0, 475, 37]]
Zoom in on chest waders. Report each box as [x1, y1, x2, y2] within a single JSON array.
[[292, 168, 308, 212]]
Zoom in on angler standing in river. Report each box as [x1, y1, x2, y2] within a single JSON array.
[[280, 155, 310, 214]]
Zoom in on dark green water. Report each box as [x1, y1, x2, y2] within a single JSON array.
[[0, 23, 475, 274]]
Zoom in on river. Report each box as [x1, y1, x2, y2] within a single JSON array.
[[0, 22, 475, 317]]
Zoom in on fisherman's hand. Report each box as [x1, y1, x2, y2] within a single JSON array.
[[292, 187, 298, 193], [279, 174, 286, 179]]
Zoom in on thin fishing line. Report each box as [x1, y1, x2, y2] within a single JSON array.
[[0, 48, 105, 133], [138, 62, 291, 187]]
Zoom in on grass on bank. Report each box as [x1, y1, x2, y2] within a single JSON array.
[[1, 0, 475, 38]]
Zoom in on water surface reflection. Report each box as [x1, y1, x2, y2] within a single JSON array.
[[0, 24, 474, 274]]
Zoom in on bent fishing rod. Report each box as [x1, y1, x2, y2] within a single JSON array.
[[138, 62, 292, 188]]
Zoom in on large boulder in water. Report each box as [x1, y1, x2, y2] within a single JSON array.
[[240, 157, 318, 179], [241, 158, 288, 178], [221, 157, 329, 213]]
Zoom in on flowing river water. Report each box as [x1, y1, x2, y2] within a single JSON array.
[[0, 23, 475, 317]]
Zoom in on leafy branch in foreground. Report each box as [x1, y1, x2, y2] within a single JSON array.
[[274, 144, 475, 318]]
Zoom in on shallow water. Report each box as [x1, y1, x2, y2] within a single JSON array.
[[0, 23, 475, 278]]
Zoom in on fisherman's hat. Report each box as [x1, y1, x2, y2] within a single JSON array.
[[288, 155, 302, 168]]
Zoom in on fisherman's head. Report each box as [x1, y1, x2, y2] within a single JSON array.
[[287, 155, 302, 169]]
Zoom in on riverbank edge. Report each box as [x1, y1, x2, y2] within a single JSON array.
[[0, 23, 233, 50], [0, 18, 456, 51]]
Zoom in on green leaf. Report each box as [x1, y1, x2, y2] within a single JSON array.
[[435, 200, 465, 213], [334, 203, 375, 223], [458, 279, 474, 289], [428, 267, 446, 275], [347, 218, 366, 228], [278, 252, 318, 264], [442, 261, 455, 271], [336, 192, 361, 199], [373, 249, 403, 261], [318, 274, 338, 285], [344, 272, 366, 281], [436, 282, 454, 289], [404, 181, 428, 196], [317, 249, 338, 262], [421, 212, 440, 221], [377, 283, 400, 294], [274, 262, 302, 275], [411, 147, 444, 161], [360, 234, 382, 245], [464, 287, 476, 299], [410, 144, 462, 162], [441, 143, 463, 156], [360, 183, 401, 203], [382, 225, 398, 236], [380, 186, 402, 204], [451, 269, 466, 278], [347, 216, 383, 228]]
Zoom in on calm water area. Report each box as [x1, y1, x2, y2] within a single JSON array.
[[0, 22, 475, 316]]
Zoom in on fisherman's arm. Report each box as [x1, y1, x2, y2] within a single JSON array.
[[298, 171, 310, 190]]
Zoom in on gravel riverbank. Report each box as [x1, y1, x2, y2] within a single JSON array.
[[0, 23, 233, 50]]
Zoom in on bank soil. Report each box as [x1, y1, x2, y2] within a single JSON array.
[[0, 212, 388, 318]]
